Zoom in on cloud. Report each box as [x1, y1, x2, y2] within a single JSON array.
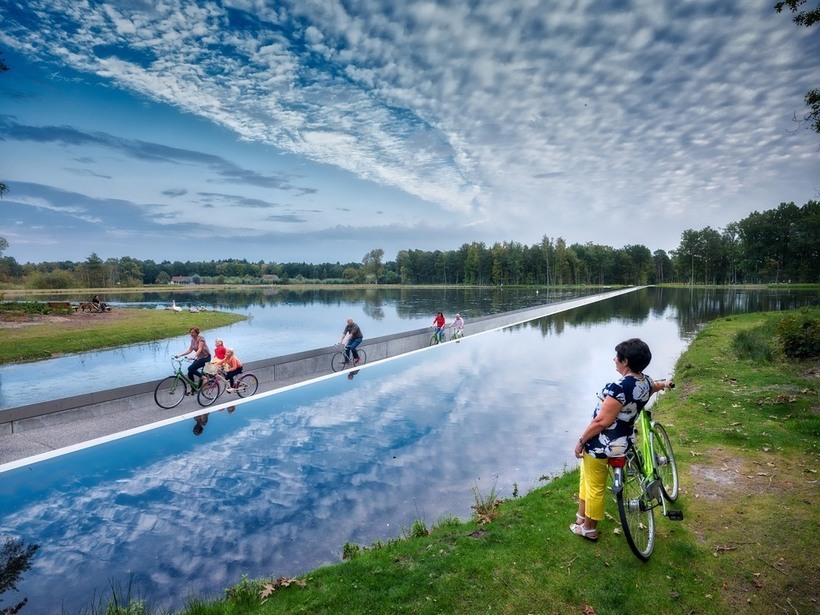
[[0, 0, 817, 263], [0, 116, 316, 193]]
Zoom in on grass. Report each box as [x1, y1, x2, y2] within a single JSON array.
[[0, 309, 246, 365], [42, 309, 820, 614]]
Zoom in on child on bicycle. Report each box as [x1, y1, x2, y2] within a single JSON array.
[[451, 313, 464, 338], [215, 348, 243, 393]]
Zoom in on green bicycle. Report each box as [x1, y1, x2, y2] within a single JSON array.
[[429, 326, 447, 345], [610, 384, 682, 561], [154, 357, 213, 409]]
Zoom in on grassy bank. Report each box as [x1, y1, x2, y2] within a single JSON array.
[[0, 309, 246, 365], [78, 308, 815, 615]]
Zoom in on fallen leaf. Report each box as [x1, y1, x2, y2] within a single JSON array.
[[260, 583, 275, 600]]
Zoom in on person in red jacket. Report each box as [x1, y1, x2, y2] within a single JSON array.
[[432, 311, 446, 343]]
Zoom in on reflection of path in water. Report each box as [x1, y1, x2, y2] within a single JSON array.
[[0, 287, 588, 409]]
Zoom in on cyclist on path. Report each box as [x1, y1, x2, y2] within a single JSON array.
[[175, 327, 211, 387], [338, 318, 364, 365], [432, 311, 446, 343]]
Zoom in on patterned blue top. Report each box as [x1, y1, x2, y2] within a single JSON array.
[[584, 374, 656, 459]]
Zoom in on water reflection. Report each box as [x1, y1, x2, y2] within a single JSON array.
[[2, 287, 819, 613], [0, 287, 600, 409], [2, 304, 691, 614]]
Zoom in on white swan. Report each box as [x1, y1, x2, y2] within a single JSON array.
[[189, 305, 199, 313], [169, 299, 182, 312]]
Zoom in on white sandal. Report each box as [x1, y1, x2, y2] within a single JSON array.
[[570, 523, 598, 542]]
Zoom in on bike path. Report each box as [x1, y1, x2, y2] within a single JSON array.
[[0, 287, 644, 470]]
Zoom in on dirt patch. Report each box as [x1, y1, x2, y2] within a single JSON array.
[[688, 448, 814, 500], [685, 447, 819, 612], [0, 310, 129, 330]]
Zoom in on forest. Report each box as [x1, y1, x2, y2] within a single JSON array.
[[0, 201, 817, 288]]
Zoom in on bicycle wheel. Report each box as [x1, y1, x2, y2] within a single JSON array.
[[652, 423, 679, 502], [235, 373, 258, 398], [154, 375, 187, 409], [616, 451, 655, 561], [197, 377, 224, 407], [430, 333, 440, 346], [331, 351, 348, 372]]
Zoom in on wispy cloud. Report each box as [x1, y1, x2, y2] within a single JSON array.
[[0, 116, 315, 193], [0, 0, 816, 263]]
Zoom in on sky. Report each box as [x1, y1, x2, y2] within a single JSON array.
[[0, 0, 818, 266]]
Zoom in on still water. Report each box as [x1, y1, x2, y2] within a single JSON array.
[[1, 287, 595, 409], [1, 287, 817, 614]]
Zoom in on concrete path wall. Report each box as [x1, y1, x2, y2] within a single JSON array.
[[0, 287, 642, 436]]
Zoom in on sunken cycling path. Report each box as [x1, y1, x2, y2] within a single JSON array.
[[0, 287, 643, 469]]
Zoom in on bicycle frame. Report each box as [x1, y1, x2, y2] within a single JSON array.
[[172, 359, 202, 389], [636, 410, 668, 508]]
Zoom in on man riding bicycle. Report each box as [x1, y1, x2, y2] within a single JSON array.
[[338, 317, 364, 365]]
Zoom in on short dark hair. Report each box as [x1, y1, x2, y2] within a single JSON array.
[[615, 338, 652, 373]]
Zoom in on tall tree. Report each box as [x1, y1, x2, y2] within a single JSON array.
[[0, 537, 39, 615], [81, 253, 107, 288], [362, 248, 384, 284], [775, 1, 820, 134]]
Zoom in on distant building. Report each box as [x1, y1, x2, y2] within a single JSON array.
[[262, 274, 281, 283], [170, 276, 194, 285]]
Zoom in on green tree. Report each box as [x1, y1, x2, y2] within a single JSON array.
[[653, 249, 672, 284], [81, 253, 107, 287], [117, 256, 144, 286], [0, 537, 39, 615], [775, 1, 820, 134], [362, 248, 384, 284], [155, 270, 171, 284], [672, 229, 706, 285]]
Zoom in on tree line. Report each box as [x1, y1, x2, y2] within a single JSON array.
[[0, 201, 817, 289]]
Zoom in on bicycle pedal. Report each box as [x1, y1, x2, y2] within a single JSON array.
[[666, 509, 684, 521]]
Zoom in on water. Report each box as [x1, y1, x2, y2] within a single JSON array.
[[1, 287, 817, 614], [1, 287, 594, 409]]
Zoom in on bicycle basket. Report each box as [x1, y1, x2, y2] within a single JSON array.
[[203, 362, 220, 375]]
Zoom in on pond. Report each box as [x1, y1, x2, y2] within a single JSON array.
[[2, 286, 817, 410], [0, 287, 817, 614], [1, 286, 597, 409]]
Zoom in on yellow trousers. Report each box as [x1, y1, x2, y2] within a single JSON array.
[[578, 453, 610, 521]]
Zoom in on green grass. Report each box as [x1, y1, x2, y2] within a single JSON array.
[[45, 309, 820, 614], [0, 309, 246, 365]]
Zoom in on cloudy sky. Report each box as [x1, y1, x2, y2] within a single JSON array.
[[0, 0, 817, 265]]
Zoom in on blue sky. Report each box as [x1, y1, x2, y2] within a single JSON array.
[[0, 0, 818, 265]]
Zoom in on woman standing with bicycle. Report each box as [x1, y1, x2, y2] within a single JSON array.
[[175, 327, 211, 387], [570, 338, 671, 542]]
